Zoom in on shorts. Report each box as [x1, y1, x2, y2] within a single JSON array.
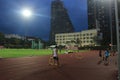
[[105, 56, 109, 61], [105, 56, 109, 58], [53, 57, 59, 61], [99, 54, 102, 57]]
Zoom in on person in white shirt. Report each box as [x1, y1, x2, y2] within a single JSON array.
[[53, 46, 59, 66]]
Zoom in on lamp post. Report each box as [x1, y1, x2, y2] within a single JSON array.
[[22, 9, 32, 18], [114, 0, 120, 79], [21, 8, 32, 41], [108, 0, 113, 51]]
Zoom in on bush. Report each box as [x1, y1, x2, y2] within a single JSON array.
[[78, 46, 110, 50]]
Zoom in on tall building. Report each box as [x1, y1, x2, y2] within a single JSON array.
[[50, 0, 74, 44], [87, 0, 116, 45]]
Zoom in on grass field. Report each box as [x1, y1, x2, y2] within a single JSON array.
[[0, 49, 87, 58]]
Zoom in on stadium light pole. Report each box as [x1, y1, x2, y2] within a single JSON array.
[[22, 9, 32, 18], [114, 0, 120, 79], [21, 8, 32, 41], [108, 0, 113, 51]]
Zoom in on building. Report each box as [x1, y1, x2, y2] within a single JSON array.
[[5, 34, 25, 40], [87, 0, 116, 45], [55, 29, 100, 47], [50, 0, 74, 44]]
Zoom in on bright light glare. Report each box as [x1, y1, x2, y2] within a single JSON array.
[[22, 9, 32, 17]]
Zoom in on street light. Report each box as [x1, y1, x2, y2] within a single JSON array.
[[108, 0, 113, 51], [22, 8, 32, 18], [21, 8, 32, 40]]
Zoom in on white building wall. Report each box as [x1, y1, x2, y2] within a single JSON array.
[[5, 34, 25, 40], [55, 29, 98, 47]]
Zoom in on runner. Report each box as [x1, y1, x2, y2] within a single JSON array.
[[53, 46, 60, 66], [104, 49, 110, 65]]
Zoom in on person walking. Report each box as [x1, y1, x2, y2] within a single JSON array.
[[104, 49, 110, 65], [99, 49, 103, 60], [53, 46, 60, 66], [97, 49, 103, 64]]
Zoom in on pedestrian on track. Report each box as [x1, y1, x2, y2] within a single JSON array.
[[52, 46, 60, 66], [97, 49, 103, 64], [104, 48, 110, 65]]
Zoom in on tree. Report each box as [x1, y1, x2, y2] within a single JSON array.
[[93, 35, 101, 46], [0, 32, 5, 45]]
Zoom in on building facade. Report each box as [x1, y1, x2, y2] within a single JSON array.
[[5, 34, 25, 40], [87, 0, 116, 45], [55, 29, 100, 47], [50, 0, 74, 44]]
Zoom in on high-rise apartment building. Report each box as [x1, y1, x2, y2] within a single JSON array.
[[50, 0, 74, 44], [87, 0, 116, 45]]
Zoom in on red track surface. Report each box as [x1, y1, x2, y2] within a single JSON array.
[[0, 50, 118, 80]]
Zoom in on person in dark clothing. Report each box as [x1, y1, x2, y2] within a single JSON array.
[[99, 49, 102, 58], [98, 49, 103, 64], [104, 49, 110, 65]]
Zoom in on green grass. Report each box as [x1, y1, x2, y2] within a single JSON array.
[[0, 49, 53, 58], [0, 49, 87, 58]]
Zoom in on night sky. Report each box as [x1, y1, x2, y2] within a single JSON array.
[[0, 0, 88, 41]]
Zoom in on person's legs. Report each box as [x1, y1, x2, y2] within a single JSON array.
[[53, 57, 60, 66], [105, 56, 108, 61], [107, 56, 110, 64], [53, 57, 56, 65], [104, 56, 109, 65], [49, 56, 54, 65], [103, 56, 104, 61], [104, 56, 107, 64], [56, 58, 60, 66]]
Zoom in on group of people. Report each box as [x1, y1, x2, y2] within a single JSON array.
[[49, 46, 116, 66], [98, 48, 117, 65]]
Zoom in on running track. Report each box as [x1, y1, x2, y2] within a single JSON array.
[[0, 50, 118, 80]]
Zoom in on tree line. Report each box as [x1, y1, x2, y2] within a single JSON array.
[[0, 32, 33, 48]]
